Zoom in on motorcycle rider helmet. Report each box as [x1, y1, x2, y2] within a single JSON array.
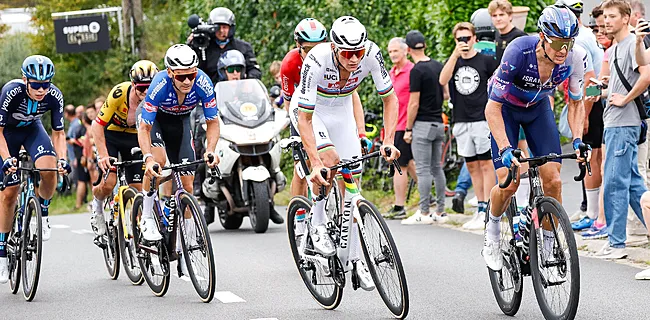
[[208, 7, 236, 38], [538, 5, 579, 39], [22, 55, 55, 81], [330, 16, 367, 51], [130, 60, 159, 83], [269, 84, 281, 99], [470, 8, 496, 42], [164, 44, 199, 70], [294, 18, 327, 43], [217, 49, 246, 80]]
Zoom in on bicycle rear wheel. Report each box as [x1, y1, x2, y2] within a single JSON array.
[[178, 191, 216, 303], [21, 197, 42, 301], [8, 212, 21, 294], [132, 194, 170, 297], [487, 200, 523, 316], [530, 197, 580, 320], [357, 200, 409, 319], [118, 187, 143, 285], [102, 214, 120, 280], [287, 196, 343, 310]]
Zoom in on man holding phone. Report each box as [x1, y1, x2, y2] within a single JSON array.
[[440, 22, 498, 230]]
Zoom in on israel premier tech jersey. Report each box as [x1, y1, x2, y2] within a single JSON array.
[[488, 36, 586, 108], [141, 69, 217, 125]]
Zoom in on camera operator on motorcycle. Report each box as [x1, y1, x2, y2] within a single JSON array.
[[187, 7, 261, 84]]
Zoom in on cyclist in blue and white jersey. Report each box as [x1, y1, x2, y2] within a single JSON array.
[[0, 55, 71, 283], [482, 6, 590, 271], [137, 44, 220, 242]]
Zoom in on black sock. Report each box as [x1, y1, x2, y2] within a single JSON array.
[[0, 232, 8, 257], [393, 205, 404, 211], [39, 197, 51, 217]]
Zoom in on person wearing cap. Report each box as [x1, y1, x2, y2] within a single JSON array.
[[188, 7, 261, 83], [401, 30, 449, 224]]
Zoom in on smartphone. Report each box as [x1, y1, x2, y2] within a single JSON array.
[[640, 19, 650, 33], [586, 85, 602, 97]]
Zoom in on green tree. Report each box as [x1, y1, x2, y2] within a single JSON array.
[[0, 33, 33, 85]]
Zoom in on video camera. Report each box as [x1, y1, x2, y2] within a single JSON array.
[[187, 14, 217, 60]]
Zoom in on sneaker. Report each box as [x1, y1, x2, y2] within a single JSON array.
[[593, 242, 628, 260], [383, 207, 406, 220], [270, 207, 285, 224], [581, 223, 608, 240], [0, 257, 8, 284], [42, 217, 51, 241], [462, 212, 485, 230], [353, 259, 375, 291], [309, 225, 336, 256], [571, 216, 594, 231], [468, 196, 478, 207], [569, 209, 586, 222], [401, 210, 434, 225], [635, 268, 650, 280], [482, 235, 503, 271], [452, 192, 465, 214], [90, 210, 106, 236], [432, 212, 449, 224], [140, 217, 162, 241]]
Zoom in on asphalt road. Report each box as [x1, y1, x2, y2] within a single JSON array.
[[3, 205, 649, 319]]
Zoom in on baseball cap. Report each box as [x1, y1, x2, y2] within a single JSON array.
[[405, 30, 426, 49]]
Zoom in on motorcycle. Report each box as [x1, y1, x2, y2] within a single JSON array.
[[202, 79, 289, 233]]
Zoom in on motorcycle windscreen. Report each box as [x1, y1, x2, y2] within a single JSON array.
[[215, 79, 274, 128]]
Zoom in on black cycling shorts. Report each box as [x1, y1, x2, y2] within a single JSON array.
[[105, 130, 144, 184], [150, 113, 196, 175]]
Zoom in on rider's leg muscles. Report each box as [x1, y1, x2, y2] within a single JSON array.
[[290, 162, 308, 197], [0, 185, 19, 257], [34, 155, 58, 217], [142, 146, 166, 218], [311, 148, 339, 227]]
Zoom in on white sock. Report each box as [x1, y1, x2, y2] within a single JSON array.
[[586, 187, 600, 220], [349, 221, 360, 261], [485, 212, 502, 242], [310, 199, 327, 227], [543, 229, 555, 260], [92, 197, 104, 216], [142, 192, 155, 220]]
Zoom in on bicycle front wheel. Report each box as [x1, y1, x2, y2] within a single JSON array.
[[118, 187, 143, 285], [8, 211, 21, 294], [530, 197, 580, 320], [487, 200, 523, 316], [21, 197, 42, 301], [102, 211, 120, 280], [287, 196, 343, 310], [179, 192, 216, 303], [357, 200, 409, 319]]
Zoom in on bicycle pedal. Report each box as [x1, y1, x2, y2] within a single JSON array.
[[93, 237, 107, 249]]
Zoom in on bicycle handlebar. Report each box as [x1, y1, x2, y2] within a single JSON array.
[[145, 157, 221, 195], [1, 166, 70, 192], [93, 157, 146, 187]]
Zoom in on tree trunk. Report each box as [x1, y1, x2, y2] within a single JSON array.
[[122, 0, 146, 58]]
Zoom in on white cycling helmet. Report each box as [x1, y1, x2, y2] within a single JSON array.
[[164, 44, 199, 70], [330, 16, 367, 51]]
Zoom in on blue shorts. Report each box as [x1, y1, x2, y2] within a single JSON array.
[[1, 121, 57, 187], [491, 98, 561, 170]]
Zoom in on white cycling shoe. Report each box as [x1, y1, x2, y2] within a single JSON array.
[[353, 259, 375, 291], [310, 225, 336, 256], [42, 217, 51, 242], [482, 235, 503, 271], [0, 257, 8, 284], [90, 210, 106, 236], [140, 217, 162, 241]]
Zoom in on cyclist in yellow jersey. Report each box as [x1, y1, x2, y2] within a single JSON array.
[[89, 60, 158, 235]]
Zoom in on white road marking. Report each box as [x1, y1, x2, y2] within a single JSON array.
[[71, 229, 95, 234], [215, 291, 246, 303], [50, 224, 70, 229], [250, 318, 278, 320]]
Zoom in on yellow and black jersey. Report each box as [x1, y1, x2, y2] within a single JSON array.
[[95, 82, 137, 133]]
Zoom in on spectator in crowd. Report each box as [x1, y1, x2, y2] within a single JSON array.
[[67, 105, 85, 187], [440, 22, 498, 230], [64, 104, 76, 163], [489, 0, 526, 62], [630, 0, 646, 27], [401, 30, 448, 224], [592, 0, 650, 259], [269, 60, 282, 85], [385, 37, 416, 219]]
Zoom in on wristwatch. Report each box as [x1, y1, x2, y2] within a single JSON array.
[[498, 145, 513, 156], [405, 128, 412, 132]]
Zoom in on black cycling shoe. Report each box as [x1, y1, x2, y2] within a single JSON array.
[[204, 205, 215, 225], [452, 192, 465, 214], [270, 207, 284, 224]]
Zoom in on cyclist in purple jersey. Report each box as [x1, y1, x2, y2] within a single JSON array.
[[482, 6, 590, 271]]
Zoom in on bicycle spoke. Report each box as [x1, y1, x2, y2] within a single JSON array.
[[362, 214, 402, 308], [537, 214, 574, 315]]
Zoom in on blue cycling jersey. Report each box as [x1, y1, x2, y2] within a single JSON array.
[[0, 79, 64, 130], [489, 36, 586, 108], [142, 69, 217, 125]]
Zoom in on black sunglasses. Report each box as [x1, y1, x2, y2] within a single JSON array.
[[456, 36, 471, 43], [28, 81, 51, 90]]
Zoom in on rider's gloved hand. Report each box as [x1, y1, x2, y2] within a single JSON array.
[[204, 152, 220, 168], [572, 138, 584, 151], [500, 147, 516, 168], [359, 133, 373, 152], [572, 138, 592, 163], [2, 157, 17, 174], [58, 158, 72, 174]]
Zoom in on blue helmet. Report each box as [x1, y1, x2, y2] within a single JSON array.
[[21, 55, 55, 81], [537, 6, 579, 39], [294, 18, 327, 43]]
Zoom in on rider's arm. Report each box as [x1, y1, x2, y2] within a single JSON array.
[[566, 46, 588, 139], [0, 127, 10, 160], [352, 91, 366, 135], [0, 85, 14, 160], [294, 49, 325, 167], [93, 88, 121, 159], [381, 93, 399, 145], [197, 70, 220, 152], [49, 87, 67, 160], [485, 100, 509, 150], [280, 53, 296, 112], [138, 100, 159, 160], [367, 44, 397, 144]]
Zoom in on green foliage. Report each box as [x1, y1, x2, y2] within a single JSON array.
[[0, 33, 32, 86]]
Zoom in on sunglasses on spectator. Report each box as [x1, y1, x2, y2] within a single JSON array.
[[456, 36, 471, 43], [226, 66, 243, 73], [28, 81, 51, 90], [339, 48, 366, 59], [591, 27, 599, 34], [172, 71, 197, 82], [544, 36, 574, 52], [134, 83, 150, 93]]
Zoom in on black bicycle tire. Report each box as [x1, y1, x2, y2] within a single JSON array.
[[357, 200, 409, 319], [132, 194, 170, 297], [118, 187, 144, 285], [9, 209, 21, 294], [487, 200, 523, 316], [102, 219, 121, 280], [178, 191, 216, 303], [21, 197, 42, 302], [287, 196, 343, 310], [530, 197, 580, 320]]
